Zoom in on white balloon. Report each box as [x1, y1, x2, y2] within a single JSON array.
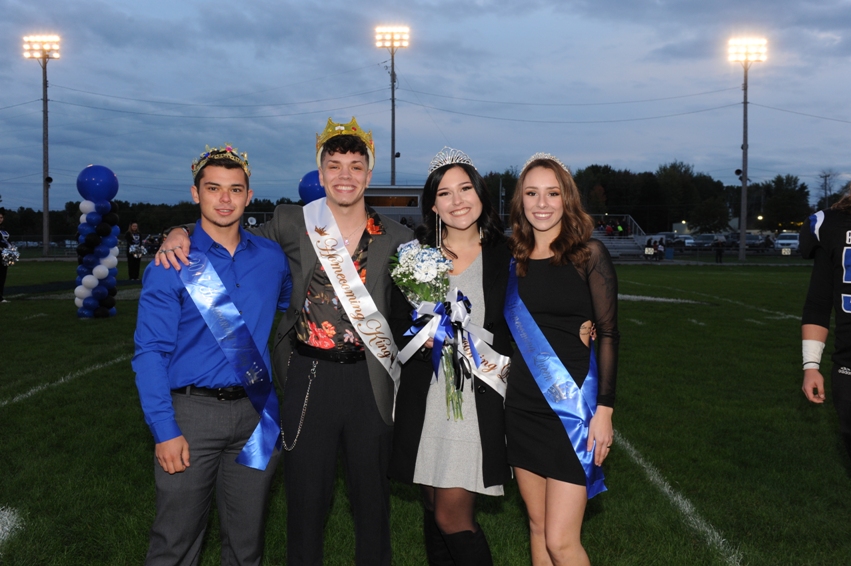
[[80, 213, 89, 225], [82, 275, 99, 289], [110, 246, 120, 257], [75, 285, 93, 299], [79, 200, 96, 214], [92, 265, 109, 279], [74, 297, 84, 308], [102, 255, 118, 268]]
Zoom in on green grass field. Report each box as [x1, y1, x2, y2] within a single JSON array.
[[1, 260, 848, 565]]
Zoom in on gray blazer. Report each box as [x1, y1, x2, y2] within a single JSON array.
[[255, 204, 413, 426]]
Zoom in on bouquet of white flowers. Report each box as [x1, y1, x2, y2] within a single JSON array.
[[390, 240, 466, 420], [390, 240, 453, 307]]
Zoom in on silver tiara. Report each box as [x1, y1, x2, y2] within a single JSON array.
[[522, 152, 570, 174], [428, 146, 476, 174]]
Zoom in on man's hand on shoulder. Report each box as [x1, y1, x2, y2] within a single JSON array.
[[154, 228, 191, 271], [155, 435, 191, 474]]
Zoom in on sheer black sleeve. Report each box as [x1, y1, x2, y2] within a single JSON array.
[[582, 239, 619, 407]]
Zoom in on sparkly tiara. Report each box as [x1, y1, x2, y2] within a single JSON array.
[[427, 146, 476, 174], [191, 144, 250, 178], [316, 117, 375, 170], [522, 152, 570, 175]]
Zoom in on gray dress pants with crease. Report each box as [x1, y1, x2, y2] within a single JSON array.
[[145, 392, 280, 566]]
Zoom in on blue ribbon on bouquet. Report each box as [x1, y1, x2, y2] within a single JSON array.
[[179, 247, 281, 471], [504, 259, 606, 498], [406, 300, 455, 379]]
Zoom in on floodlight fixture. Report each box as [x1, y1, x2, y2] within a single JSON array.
[[728, 37, 767, 63]]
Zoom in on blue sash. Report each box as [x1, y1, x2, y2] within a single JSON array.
[[504, 259, 606, 498], [179, 247, 281, 470]]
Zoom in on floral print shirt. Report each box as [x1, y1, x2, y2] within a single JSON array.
[[295, 207, 385, 352]]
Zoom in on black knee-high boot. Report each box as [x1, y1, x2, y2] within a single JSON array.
[[443, 524, 493, 566], [423, 509, 454, 565]]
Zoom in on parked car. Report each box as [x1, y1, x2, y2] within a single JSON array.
[[670, 235, 695, 248], [726, 233, 766, 249], [774, 233, 799, 251], [692, 234, 719, 248]]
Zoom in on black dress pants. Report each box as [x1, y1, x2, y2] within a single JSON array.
[[281, 351, 393, 566]]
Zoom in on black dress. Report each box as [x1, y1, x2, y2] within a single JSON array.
[[505, 239, 619, 485]]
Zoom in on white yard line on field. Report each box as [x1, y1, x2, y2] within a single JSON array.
[[627, 318, 645, 326], [0, 506, 22, 552], [0, 355, 131, 408], [745, 319, 767, 325], [22, 313, 47, 321], [619, 294, 702, 304], [688, 319, 706, 326], [615, 431, 743, 566], [621, 280, 798, 320]]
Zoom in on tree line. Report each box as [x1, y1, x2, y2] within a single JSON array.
[[2, 161, 846, 237]]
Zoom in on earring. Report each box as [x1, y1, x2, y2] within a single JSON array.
[[479, 226, 483, 241], [437, 216, 443, 249]]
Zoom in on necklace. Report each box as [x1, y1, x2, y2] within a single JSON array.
[[343, 217, 368, 246]]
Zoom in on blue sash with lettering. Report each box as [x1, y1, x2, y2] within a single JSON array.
[[504, 259, 606, 498], [180, 247, 281, 470]]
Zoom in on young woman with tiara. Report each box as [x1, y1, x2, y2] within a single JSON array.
[[504, 154, 619, 565], [389, 147, 512, 565]]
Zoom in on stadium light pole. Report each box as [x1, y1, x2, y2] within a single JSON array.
[[375, 26, 409, 185], [728, 37, 766, 262], [23, 34, 60, 257]]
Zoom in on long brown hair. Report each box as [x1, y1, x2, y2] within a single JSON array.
[[508, 158, 594, 276]]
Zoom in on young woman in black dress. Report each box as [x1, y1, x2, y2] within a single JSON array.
[[505, 154, 619, 565]]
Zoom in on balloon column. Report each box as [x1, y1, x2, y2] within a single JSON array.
[[74, 165, 120, 319], [298, 170, 325, 204]]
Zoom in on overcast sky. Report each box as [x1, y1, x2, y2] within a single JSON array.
[[1, 0, 850, 218]]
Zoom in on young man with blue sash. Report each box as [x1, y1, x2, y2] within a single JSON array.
[[133, 145, 292, 565], [155, 119, 413, 565]]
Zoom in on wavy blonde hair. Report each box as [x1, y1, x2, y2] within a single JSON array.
[[508, 158, 594, 276]]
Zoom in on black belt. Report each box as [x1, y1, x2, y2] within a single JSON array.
[[296, 342, 366, 364], [171, 385, 247, 401]]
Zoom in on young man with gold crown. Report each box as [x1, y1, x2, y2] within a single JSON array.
[[133, 145, 293, 565], [156, 118, 413, 565]]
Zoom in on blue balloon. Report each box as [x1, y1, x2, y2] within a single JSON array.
[[82, 254, 100, 268], [102, 276, 117, 289], [77, 165, 119, 202], [94, 200, 111, 215], [76, 264, 92, 277], [298, 170, 325, 204], [101, 235, 118, 248], [78, 223, 95, 236], [85, 212, 102, 226], [108, 267, 118, 278], [111, 224, 120, 236], [77, 308, 95, 319], [75, 275, 84, 286], [108, 307, 117, 317], [94, 244, 111, 258], [83, 296, 100, 310], [91, 285, 109, 300]]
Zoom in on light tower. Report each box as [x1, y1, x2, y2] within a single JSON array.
[[23, 34, 61, 256]]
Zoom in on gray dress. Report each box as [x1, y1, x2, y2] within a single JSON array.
[[412, 252, 503, 495]]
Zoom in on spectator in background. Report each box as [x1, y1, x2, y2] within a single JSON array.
[[0, 209, 9, 303], [125, 222, 143, 281], [656, 238, 665, 261], [713, 236, 725, 264]]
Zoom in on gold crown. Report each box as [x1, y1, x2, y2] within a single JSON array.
[[315, 117, 375, 170], [191, 144, 250, 179]]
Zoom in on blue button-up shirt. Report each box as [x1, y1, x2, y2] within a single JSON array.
[[132, 221, 292, 443]]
